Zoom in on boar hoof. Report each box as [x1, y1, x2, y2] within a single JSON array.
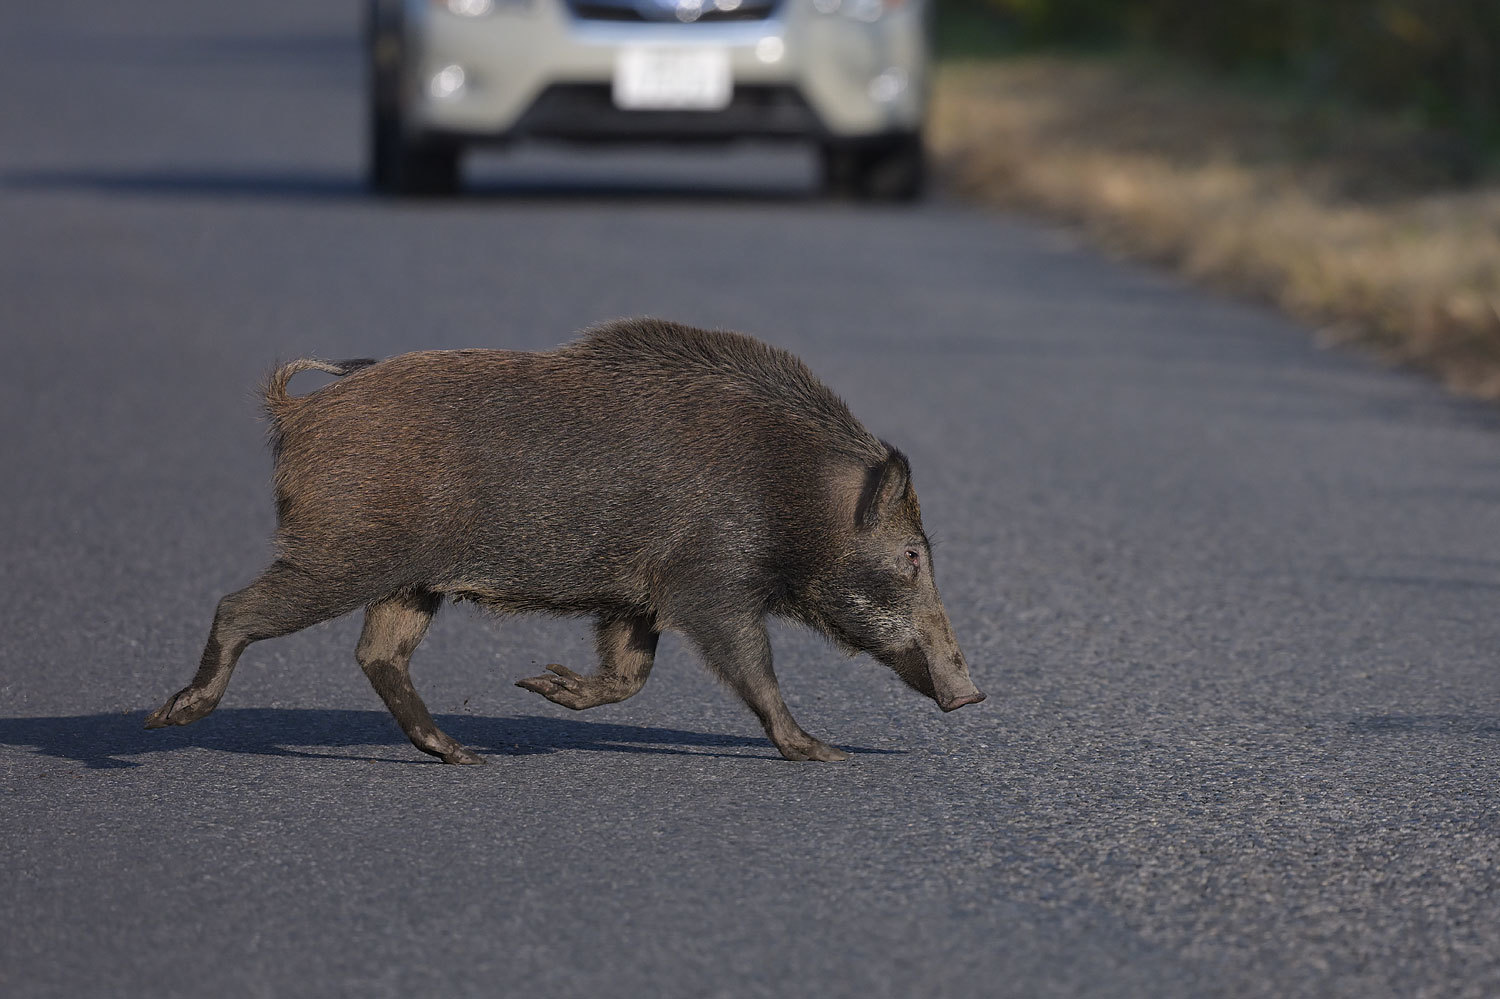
[[516, 664, 622, 711], [144, 689, 216, 729], [776, 737, 851, 763], [440, 745, 485, 765]]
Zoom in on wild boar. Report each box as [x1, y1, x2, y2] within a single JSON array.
[[146, 319, 984, 763]]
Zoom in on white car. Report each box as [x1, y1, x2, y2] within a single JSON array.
[[366, 0, 930, 198]]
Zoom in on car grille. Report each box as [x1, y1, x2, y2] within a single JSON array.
[[566, 0, 779, 21]]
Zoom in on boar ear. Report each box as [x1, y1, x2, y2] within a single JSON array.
[[855, 445, 911, 530]]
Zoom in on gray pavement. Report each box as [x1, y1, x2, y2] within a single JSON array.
[[3, 2, 1500, 997]]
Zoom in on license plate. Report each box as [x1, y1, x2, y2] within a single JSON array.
[[613, 47, 732, 111]]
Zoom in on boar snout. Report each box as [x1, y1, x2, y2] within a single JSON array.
[[931, 656, 986, 712], [883, 621, 986, 711], [888, 644, 986, 711], [916, 607, 985, 712], [939, 688, 987, 712]]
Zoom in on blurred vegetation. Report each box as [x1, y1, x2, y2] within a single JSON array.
[[937, 0, 1500, 152]]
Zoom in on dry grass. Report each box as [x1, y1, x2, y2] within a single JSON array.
[[931, 58, 1500, 397]]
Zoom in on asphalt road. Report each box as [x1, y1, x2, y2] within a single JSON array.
[[4, 3, 1500, 997]]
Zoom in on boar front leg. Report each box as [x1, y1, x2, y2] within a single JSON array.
[[357, 589, 482, 765], [515, 615, 659, 710], [686, 613, 850, 763]]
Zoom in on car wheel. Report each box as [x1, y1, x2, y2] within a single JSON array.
[[859, 134, 925, 203], [397, 141, 462, 197], [819, 143, 862, 200], [366, 0, 463, 197], [366, 0, 401, 193], [369, 102, 398, 193], [820, 135, 925, 203]]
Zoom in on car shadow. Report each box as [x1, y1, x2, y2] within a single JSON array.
[[0, 708, 898, 768], [0, 168, 821, 204]]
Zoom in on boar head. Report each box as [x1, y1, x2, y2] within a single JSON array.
[[810, 447, 986, 712]]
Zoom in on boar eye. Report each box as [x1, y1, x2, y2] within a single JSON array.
[[904, 548, 922, 569]]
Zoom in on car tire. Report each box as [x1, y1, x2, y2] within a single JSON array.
[[820, 134, 925, 203], [366, 0, 462, 197], [819, 143, 861, 200], [860, 134, 925, 203], [385, 137, 463, 197]]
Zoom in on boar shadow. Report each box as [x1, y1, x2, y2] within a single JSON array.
[[0, 709, 898, 769]]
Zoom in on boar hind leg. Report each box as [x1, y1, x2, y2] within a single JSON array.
[[687, 614, 850, 763], [146, 560, 364, 730], [515, 615, 659, 710], [356, 590, 482, 765]]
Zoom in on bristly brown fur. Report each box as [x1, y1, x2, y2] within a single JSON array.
[[568, 320, 885, 466]]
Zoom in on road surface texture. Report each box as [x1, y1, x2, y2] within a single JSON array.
[[3, 3, 1499, 997]]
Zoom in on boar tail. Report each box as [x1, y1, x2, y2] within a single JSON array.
[[262, 357, 376, 421]]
